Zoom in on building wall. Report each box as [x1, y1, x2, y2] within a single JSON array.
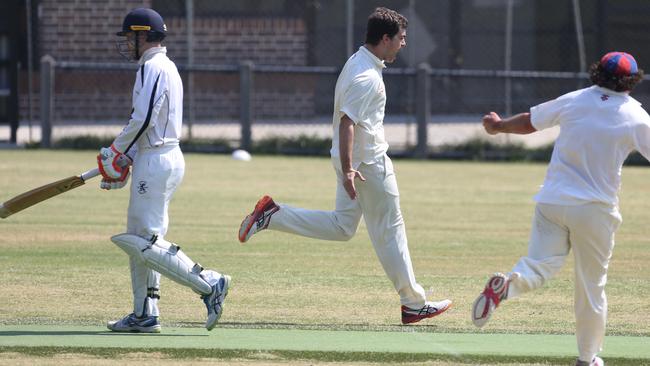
[[25, 0, 313, 124], [39, 0, 151, 62]]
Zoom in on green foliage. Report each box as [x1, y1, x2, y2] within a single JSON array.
[[25, 134, 649, 166], [53, 136, 114, 150], [252, 134, 332, 155], [430, 138, 554, 162], [180, 138, 233, 153]]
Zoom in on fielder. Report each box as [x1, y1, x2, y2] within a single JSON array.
[[238, 7, 451, 325], [97, 8, 230, 333], [472, 52, 648, 366]]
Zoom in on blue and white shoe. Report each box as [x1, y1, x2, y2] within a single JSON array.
[[575, 356, 604, 366], [202, 274, 231, 330], [107, 313, 161, 333]]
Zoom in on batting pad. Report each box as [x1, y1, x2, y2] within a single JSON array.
[[111, 233, 212, 295]]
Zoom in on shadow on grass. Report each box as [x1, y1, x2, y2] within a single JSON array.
[[0, 330, 206, 337], [186, 321, 450, 333]]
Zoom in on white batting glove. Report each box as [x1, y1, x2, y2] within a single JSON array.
[[97, 145, 129, 180], [100, 170, 130, 190]]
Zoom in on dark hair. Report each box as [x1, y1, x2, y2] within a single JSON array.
[[365, 7, 408, 46], [589, 62, 644, 92]]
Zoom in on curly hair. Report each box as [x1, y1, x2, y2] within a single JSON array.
[[589, 62, 644, 92], [365, 7, 408, 46]]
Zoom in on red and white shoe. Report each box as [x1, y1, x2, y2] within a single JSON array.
[[401, 299, 452, 324], [575, 356, 604, 366], [472, 272, 510, 328], [238, 195, 280, 243]]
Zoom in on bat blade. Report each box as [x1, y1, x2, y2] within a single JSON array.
[[0, 168, 100, 219]]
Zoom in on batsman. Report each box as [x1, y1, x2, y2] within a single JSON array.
[[96, 8, 230, 333]]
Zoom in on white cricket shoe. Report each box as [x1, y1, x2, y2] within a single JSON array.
[[575, 356, 604, 366], [107, 313, 161, 333], [238, 195, 279, 243], [401, 299, 452, 324], [472, 272, 510, 328], [202, 273, 231, 330]]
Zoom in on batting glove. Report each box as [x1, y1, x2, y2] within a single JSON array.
[[100, 169, 130, 190], [97, 145, 129, 180]]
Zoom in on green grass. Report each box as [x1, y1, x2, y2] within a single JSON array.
[[1, 150, 649, 364]]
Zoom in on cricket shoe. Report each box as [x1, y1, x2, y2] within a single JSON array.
[[575, 356, 604, 366], [202, 274, 231, 331], [472, 272, 512, 328], [401, 299, 452, 324], [107, 313, 161, 333], [238, 195, 279, 243]]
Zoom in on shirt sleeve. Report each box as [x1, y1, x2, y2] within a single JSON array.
[[112, 66, 168, 154], [631, 115, 650, 162], [529, 93, 572, 131], [339, 75, 377, 125]]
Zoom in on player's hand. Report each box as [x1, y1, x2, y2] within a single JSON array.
[[342, 169, 366, 200], [482, 112, 502, 135], [100, 169, 130, 190], [97, 145, 129, 180]]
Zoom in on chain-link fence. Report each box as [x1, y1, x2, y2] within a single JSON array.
[[10, 0, 650, 152]]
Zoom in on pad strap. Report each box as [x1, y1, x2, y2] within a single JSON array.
[[147, 287, 160, 299]]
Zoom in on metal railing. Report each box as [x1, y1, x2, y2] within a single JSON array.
[[40, 55, 650, 156]]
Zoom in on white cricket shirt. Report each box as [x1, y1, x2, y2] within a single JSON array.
[[330, 46, 389, 170], [112, 47, 183, 154], [531, 85, 650, 206]]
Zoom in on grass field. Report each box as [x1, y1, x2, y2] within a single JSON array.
[[1, 150, 649, 365]]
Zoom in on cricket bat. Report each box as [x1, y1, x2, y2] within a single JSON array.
[[0, 168, 100, 219]]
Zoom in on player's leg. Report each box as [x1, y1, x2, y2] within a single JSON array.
[[567, 203, 621, 365], [111, 233, 230, 330], [110, 148, 229, 331], [107, 153, 164, 333], [129, 256, 160, 317], [239, 164, 363, 242], [356, 156, 450, 324], [509, 203, 571, 296], [472, 203, 570, 327]]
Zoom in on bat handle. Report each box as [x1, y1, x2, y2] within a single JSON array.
[[80, 168, 101, 182], [82, 156, 129, 182]]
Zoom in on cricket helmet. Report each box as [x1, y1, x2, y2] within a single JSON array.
[[117, 8, 167, 42]]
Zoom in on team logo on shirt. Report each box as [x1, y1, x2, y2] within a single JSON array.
[[138, 181, 148, 194], [601, 94, 609, 101]]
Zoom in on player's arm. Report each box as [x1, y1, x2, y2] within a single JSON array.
[[97, 69, 164, 185], [339, 114, 365, 200], [483, 112, 536, 135], [112, 70, 166, 154]]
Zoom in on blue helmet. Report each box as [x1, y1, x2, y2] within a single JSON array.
[[117, 8, 166, 42]]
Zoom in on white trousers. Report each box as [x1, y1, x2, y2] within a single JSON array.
[[508, 202, 622, 362], [269, 155, 427, 308], [125, 145, 185, 317]]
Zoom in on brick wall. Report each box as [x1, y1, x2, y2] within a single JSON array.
[[25, 1, 315, 125], [39, 0, 152, 62], [166, 17, 308, 66]]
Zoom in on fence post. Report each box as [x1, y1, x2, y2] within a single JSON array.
[[415, 62, 431, 158], [185, 0, 195, 140], [239, 60, 253, 151], [40, 55, 55, 148]]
